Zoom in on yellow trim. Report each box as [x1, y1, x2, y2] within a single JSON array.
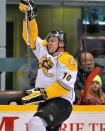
[[0, 105, 105, 111], [0, 105, 38, 111], [46, 81, 70, 98], [58, 52, 77, 71], [73, 105, 105, 111]]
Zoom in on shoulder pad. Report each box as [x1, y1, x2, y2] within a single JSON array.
[[57, 52, 78, 71]]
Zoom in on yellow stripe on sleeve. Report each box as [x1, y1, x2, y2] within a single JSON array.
[[22, 18, 38, 49], [46, 81, 70, 98]]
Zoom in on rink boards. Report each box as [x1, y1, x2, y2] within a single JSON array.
[[0, 105, 105, 131]]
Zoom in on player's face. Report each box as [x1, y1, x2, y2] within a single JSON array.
[[47, 37, 60, 54], [80, 52, 95, 73]]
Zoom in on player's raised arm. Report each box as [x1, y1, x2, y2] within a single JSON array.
[[19, 0, 38, 49]]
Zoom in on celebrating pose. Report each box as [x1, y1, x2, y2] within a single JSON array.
[[19, 0, 78, 131]]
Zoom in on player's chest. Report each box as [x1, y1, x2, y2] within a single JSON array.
[[38, 54, 59, 77]]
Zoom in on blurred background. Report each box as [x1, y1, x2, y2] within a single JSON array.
[[0, 0, 105, 104]]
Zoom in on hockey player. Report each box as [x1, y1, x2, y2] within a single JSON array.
[[19, 0, 78, 131]]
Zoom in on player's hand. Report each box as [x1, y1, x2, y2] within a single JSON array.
[[19, 0, 37, 20], [19, 0, 33, 12], [22, 89, 47, 105]]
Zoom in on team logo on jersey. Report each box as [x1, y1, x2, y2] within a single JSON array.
[[68, 57, 77, 66], [39, 56, 54, 76]]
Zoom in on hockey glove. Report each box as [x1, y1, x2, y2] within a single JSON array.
[[22, 88, 47, 105], [19, 0, 37, 21]]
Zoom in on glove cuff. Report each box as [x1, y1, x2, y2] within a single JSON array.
[[27, 5, 37, 21], [28, 10, 35, 21]]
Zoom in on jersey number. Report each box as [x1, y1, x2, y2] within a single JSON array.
[[63, 72, 71, 81]]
